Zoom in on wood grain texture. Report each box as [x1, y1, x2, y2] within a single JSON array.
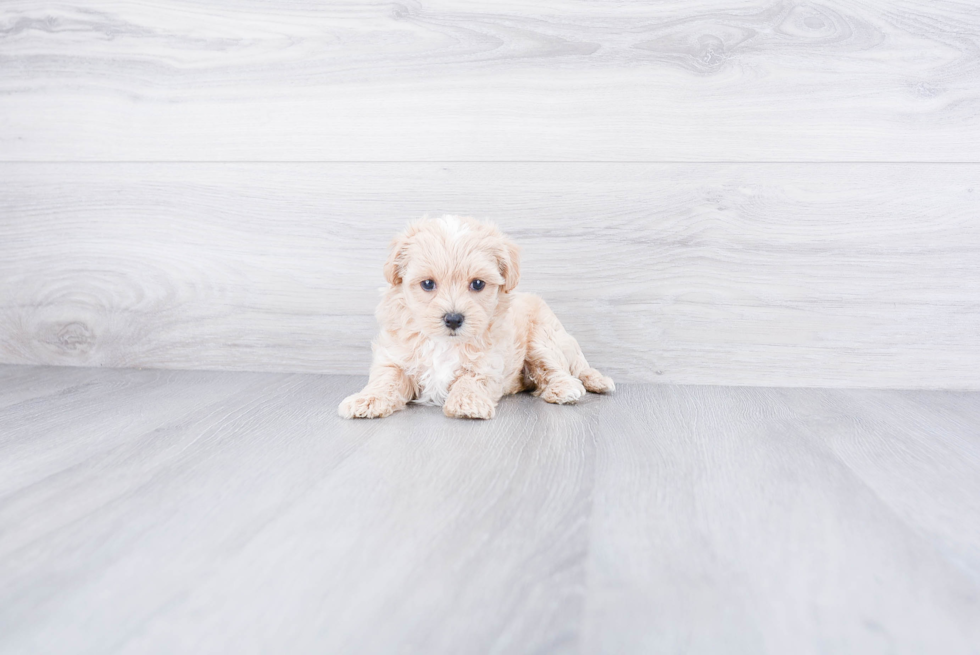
[[585, 384, 980, 654], [1, 365, 978, 653], [1, 162, 978, 388], [1, 0, 978, 161], [0, 366, 598, 654]]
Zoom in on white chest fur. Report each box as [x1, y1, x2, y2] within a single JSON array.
[[411, 338, 462, 406]]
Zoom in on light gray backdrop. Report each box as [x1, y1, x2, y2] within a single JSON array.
[[1, 0, 978, 389]]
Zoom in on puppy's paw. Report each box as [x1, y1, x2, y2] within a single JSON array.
[[579, 368, 615, 394], [339, 392, 399, 419], [443, 390, 496, 420], [541, 376, 587, 405]]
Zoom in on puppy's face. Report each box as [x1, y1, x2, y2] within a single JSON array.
[[385, 216, 520, 340]]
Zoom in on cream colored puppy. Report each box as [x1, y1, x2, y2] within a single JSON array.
[[339, 216, 614, 420]]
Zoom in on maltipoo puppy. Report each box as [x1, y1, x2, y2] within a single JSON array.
[[339, 215, 614, 419]]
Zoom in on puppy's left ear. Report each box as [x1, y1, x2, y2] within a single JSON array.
[[497, 236, 521, 293]]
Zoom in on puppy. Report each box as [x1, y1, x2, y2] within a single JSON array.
[[339, 216, 614, 419]]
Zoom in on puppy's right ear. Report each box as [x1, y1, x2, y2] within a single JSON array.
[[383, 224, 417, 286]]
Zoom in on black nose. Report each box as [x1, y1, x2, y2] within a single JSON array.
[[443, 312, 464, 330]]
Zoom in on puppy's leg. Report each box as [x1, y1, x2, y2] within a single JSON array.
[[443, 374, 499, 420], [339, 364, 413, 419], [525, 297, 615, 404]]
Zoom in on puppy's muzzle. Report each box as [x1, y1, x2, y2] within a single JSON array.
[[443, 312, 465, 331]]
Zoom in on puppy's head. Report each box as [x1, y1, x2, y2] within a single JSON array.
[[384, 215, 520, 340]]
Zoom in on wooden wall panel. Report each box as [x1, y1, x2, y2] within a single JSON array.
[[1, 163, 977, 388], [0, 0, 977, 161]]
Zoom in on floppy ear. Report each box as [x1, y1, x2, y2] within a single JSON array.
[[383, 226, 415, 287], [497, 236, 521, 293]]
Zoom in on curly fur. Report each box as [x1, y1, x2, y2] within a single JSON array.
[[339, 216, 614, 420]]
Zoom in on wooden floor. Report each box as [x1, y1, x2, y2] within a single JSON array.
[[2, 365, 979, 654]]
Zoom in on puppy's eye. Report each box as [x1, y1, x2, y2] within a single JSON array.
[[420, 279, 436, 291], [469, 279, 486, 292]]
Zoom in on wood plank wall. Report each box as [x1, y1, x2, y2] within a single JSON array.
[[1, 1, 978, 388]]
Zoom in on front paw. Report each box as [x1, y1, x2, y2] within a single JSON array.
[[443, 390, 496, 420], [339, 392, 399, 419]]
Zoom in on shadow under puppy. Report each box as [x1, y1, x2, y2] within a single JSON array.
[[339, 216, 614, 419]]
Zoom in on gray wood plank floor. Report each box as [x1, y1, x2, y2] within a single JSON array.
[[1, 365, 978, 654], [1, 0, 978, 161]]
